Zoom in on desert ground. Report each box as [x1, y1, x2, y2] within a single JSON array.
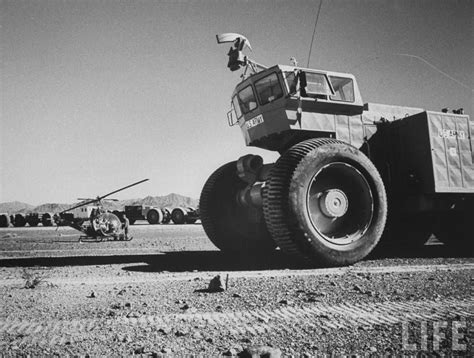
[[0, 223, 472, 356]]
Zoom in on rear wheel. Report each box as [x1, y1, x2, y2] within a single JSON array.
[[0, 214, 10, 228], [434, 206, 472, 250], [375, 214, 432, 253], [42, 213, 54, 227], [14, 214, 27, 227], [147, 209, 162, 225], [264, 139, 387, 266], [200, 161, 275, 253], [171, 208, 186, 225]]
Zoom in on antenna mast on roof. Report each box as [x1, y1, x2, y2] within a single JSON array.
[[307, 0, 324, 68]]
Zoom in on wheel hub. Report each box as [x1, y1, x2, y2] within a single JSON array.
[[319, 189, 348, 218]]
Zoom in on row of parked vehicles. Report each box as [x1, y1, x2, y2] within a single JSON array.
[[0, 205, 199, 228]]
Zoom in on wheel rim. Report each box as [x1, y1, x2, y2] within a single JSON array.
[[306, 162, 374, 245]]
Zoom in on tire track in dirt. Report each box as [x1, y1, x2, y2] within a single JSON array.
[[1, 297, 472, 347]]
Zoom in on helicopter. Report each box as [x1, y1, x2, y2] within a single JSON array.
[[55, 179, 149, 242]]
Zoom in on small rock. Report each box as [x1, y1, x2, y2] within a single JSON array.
[[192, 331, 203, 339], [232, 293, 242, 298], [111, 303, 122, 310], [124, 302, 131, 308], [353, 284, 363, 292], [175, 330, 187, 337], [117, 289, 126, 295], [87, 291, 96, 298], [158, 327, 170, 335], [134, 346, 145, 354], [161, 347, 172, 353], [205, 337, 213, 343], [208, 274, 227, 292], [181, 304, 190, 310], [239, 345, 282, 358], [107, 310, 116, 317], [223, 348, 238, 356], [126, 312, 140, 318]]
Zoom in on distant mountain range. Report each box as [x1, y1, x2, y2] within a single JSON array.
[[0, 193, 199, 214]]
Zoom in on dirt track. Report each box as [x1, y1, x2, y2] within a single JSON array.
[[0, 225, 472, 356]]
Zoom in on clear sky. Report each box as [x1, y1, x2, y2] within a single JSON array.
[[1, 0, 472, 205]]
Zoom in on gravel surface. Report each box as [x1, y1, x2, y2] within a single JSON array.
[[0, 225, 472, 356]]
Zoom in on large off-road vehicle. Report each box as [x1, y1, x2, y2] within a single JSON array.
[[200, 33, 473, 266]]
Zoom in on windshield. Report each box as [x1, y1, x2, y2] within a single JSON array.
[[237, 85, 257, 114], [255, 73, 283, 105], [232, 95, 242, 118]]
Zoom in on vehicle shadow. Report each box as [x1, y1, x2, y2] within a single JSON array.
[[0, 243, 470, 270]]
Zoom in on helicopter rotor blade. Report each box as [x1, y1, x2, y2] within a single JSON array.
[[59, 179, 149, 215], [59, 198, 99, 214], [97, 179, 149, 201]]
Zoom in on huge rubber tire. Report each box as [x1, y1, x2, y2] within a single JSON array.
[[264, 139, 387, 266], [374, 214, 432, 254], [147, 209, 162, 225], [171, 208, 187, 225], [434, 207, 473, 250], [27, 216, 40, 227], [200, 161, 275, 253], [42, 213, 54, 227], [13, 213, 27, 227], [0, 214, 10, 228]]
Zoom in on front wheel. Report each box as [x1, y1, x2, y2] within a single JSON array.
[[264, 139, 387, 266]]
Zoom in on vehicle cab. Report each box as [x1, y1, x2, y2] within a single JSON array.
[[229, 65, 364, 152]]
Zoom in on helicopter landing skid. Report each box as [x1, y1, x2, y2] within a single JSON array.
[[78, 234, 133, 243]]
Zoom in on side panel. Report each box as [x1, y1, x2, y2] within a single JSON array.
[[427, 111, 473, 192], [386, 111, 473, 194]]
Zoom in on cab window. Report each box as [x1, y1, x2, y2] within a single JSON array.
[[329, 76, 355, 102], [285, 71, 297, 94], [255, 73, 283, 105], [237, 85, 257, 114], [305, 72, 333, 96], [232, 95, 242, 118]]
